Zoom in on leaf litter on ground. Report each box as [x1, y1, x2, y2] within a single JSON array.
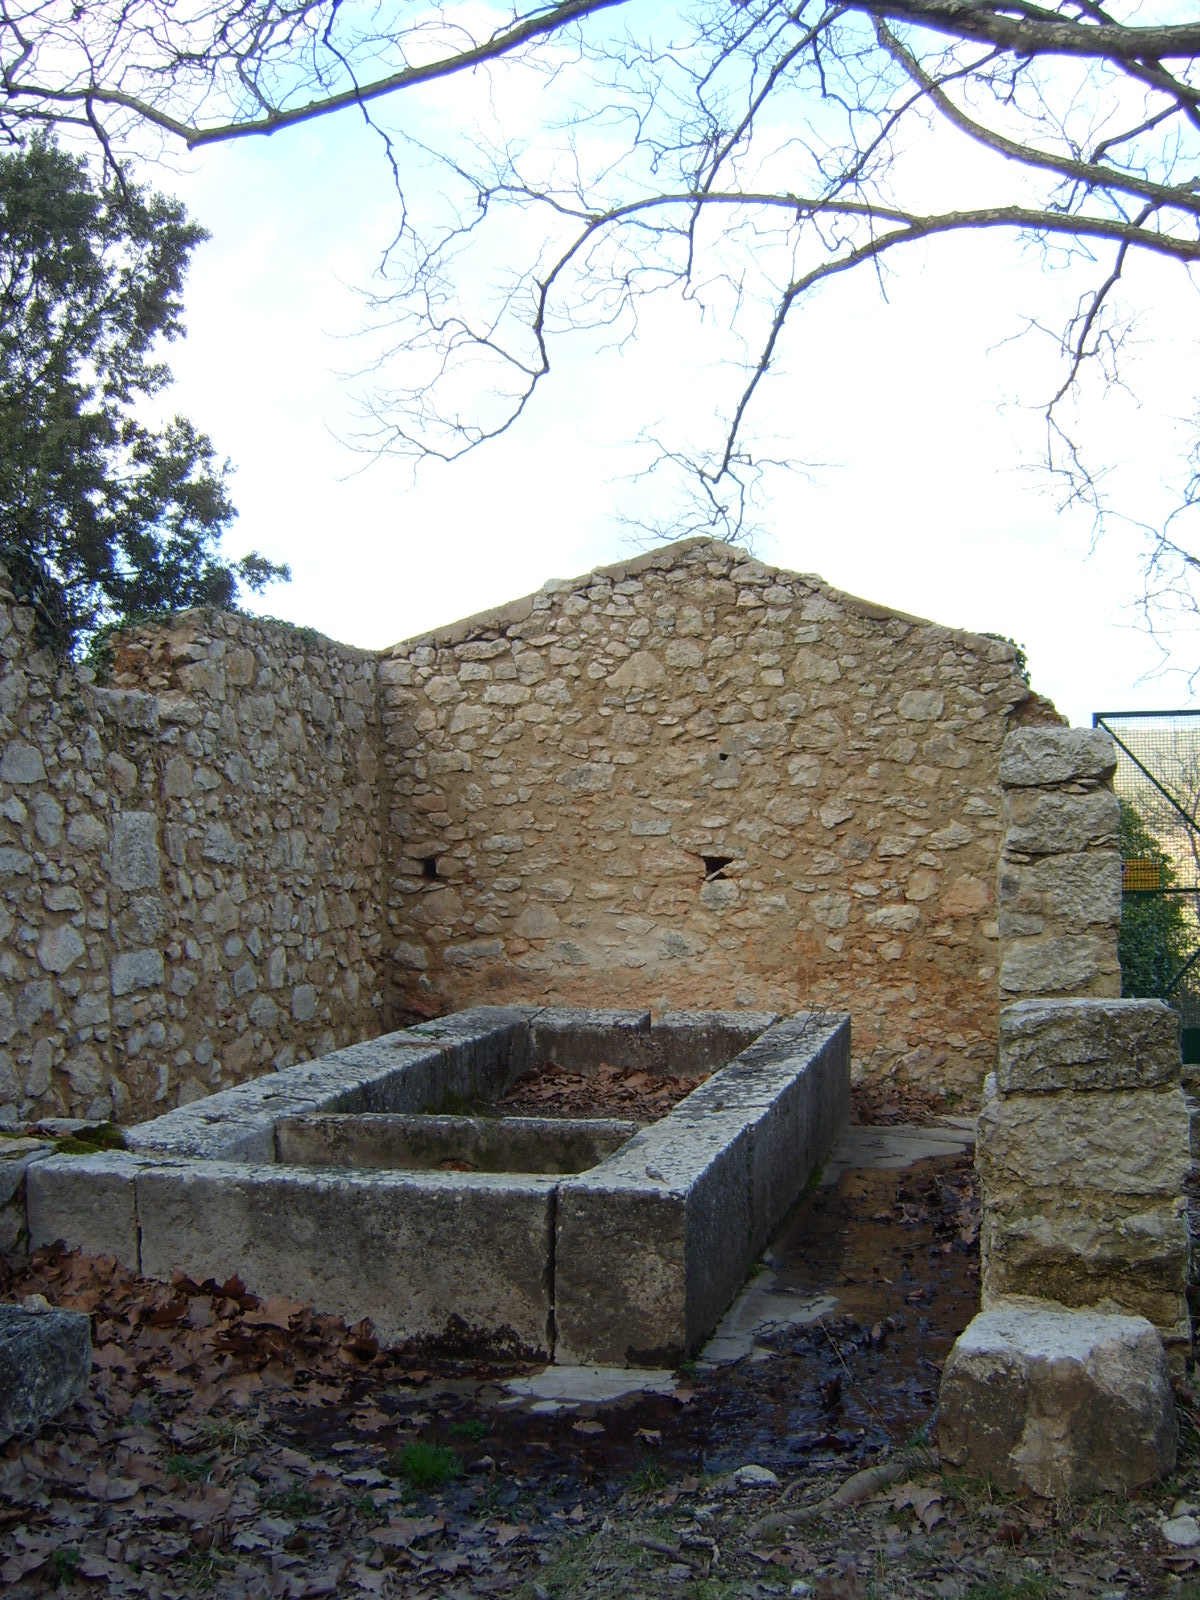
[[499, 1060, 708, 1121], [2, 1113, 1199, 1597]]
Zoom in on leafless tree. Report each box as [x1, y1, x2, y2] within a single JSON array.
[[5, 0, 1198, 580]]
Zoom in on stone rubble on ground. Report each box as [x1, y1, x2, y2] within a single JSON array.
[[0, 1298, 91, 1443], [1160, 1515, 1200, 1549]]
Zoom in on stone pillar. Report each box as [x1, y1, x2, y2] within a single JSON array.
[[997, 727, 1122, 1003], [939, 728, 1190, 1494], [978, 998, 1191, 1359], [989, 726, 1190, 1358]]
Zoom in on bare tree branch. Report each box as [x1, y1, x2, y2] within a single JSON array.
[[6, 0, 1199, 618]]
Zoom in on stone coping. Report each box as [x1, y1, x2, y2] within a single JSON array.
[[25, 1006, 850, 1365], [386, 536, 1000, 655], [275, 1112, 640, 1174]]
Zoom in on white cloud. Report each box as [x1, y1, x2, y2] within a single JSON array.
[[149, 63, 1198, 733]]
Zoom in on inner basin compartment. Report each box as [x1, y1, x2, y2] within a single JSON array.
[[275, 1112, 640, 1174]]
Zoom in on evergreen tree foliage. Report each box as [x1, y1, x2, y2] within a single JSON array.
[[0, 135, 287, 653], [1118, 801, 1192, 1001]]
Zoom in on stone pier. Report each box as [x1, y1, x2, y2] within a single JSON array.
[[940, 725, 1190, 1495]]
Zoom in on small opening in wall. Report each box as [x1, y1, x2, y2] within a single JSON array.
[[422, 857, 440, 880], [718, 752, 730, 762], [702, 854, 735, 881]]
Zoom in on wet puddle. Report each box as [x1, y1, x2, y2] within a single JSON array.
[[275, 1143, 980, 1516]]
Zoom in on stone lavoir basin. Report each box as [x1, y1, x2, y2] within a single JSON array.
[[26, 1007, 849, 1366]]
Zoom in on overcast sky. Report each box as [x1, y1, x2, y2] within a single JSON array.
[[145, 53, 1200, 733]]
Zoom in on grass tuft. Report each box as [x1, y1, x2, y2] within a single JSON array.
[[392, 1440, 463, 1492]]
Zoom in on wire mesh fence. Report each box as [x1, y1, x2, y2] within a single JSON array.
[[1094, 711, 1200, 1061]]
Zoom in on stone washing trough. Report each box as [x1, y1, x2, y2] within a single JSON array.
[[26, 1006, 850, 1366]]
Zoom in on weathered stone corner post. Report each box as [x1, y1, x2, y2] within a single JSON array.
[[994, 725, 1123, 1005], [978, 999, 1191, 1355], [938, 727, 1189, 1497]]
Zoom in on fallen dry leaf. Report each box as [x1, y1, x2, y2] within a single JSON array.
[[371, 1515, 445, 1549]]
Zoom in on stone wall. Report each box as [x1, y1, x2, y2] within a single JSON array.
[[0, 574, 384, 1125], [381, 540, 1057, 1094], [1, 537, 1068, 1122]]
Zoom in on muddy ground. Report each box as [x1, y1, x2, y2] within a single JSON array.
[[4, 1091, 1200, 1599]]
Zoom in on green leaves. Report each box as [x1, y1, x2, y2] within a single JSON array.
[[1118, 801, 1192, 1001], [0, 134, 287, 653]]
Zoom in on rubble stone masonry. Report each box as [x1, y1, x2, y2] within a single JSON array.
[[0, 575, 384, 1124], [0, 538, 1061, 1123], [381, 540, 1057, 1093]]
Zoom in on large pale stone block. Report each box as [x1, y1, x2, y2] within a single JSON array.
[[26, 1151, 142, 1264], [1002, 789, 1119, 855], [110, 811, 161, 890], [0, 1304, 92, 1443], [554, 1013, 849, 1364], [999, 728, 1118, 789], [976, 1073, 1190, 1198], [938, 1301, 1175, 1497], [609, 650, 666, 690], [37, 924, 85, 974], [123, 1043, 449, 1159], [688, 1014, 850, 1254], [111, 947, 164, 996], [998, 998, 1182, 1095], [554, 1126, 752, 1366], [635, 1011, 779, 1075], [125, 1083, 352, 1163], [0, 742, 46, 784], [527, 1008, 651, 1074], [93, 687, 158, 729], [276, 1112, 637, 1174], [394, 1008, 535, 1100], [137, 1163, 557, 1357], [0, 1139, 49, 1251], [996, 851, 1122, 932], [999, 934, 1119, 997], [980, 1200, 1190, 1338]]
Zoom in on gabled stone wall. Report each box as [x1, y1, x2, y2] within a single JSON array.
[[0, 577, 385, 1125], [0, 538, 1063, 1122], [380, 540, 1057, 1093]]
